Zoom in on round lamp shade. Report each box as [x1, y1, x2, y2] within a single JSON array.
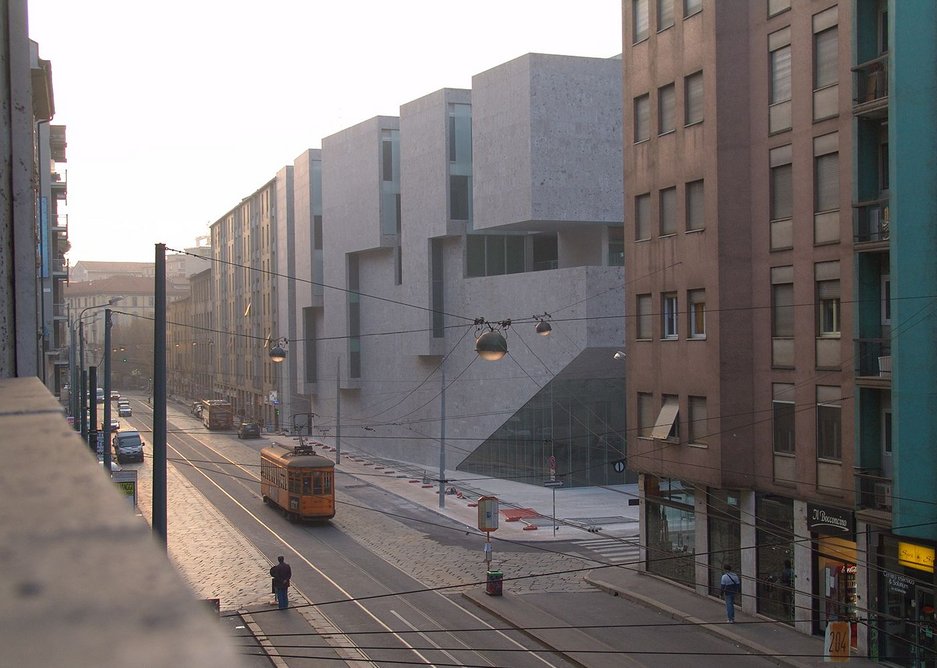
[[475, 330, 508, 361]]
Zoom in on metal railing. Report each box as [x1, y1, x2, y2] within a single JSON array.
[[855, 338, 890, 378], [853, 198, 890, 244], [855, 468, 892, 512], [852, 54, 888, 115]]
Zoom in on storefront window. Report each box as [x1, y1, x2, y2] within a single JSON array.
[[645, 476, 696, 587], [756, 495, 795, 624], [876, 535, 937, 665], [708, 489, 741, 596], [815, 536, 858, 648]]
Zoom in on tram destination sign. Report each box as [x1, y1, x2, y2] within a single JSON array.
[[807, 502, 855, 536]]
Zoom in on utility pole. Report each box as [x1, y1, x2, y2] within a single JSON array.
[[102, 308, 113, 472], [153, 243, 167, 547], [335, 356, 341, 465], [88, 366, 98, 451], [439, 362, 446, 509], [79, 321, 86, 439]]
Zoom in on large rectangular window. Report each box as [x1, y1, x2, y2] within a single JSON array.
[[772, 383, 795, 454], [634, 94, 651, 142], [635, 193, 651, 240], [814, 26, 838, 89], [660, 187, 677, 236], [659, 83, 676, 134], [608, 226, 624, 266], [636, 294, 653, 339], [466, 234, 527, 277], [817, 279, 841, 336], [658, 0, 674, 30], [303, 307, 317, 383], [684, 0, 701, 18], [772, 281, 794, 338], [815, 149, 839, 213], [688, 289, 705, 338], [662, 292, 678, 339], [687, 396, 707, 445], [637, 392, 654, 438], [686, 179, 704, 231], [633, 0, 649, 42], [770, 44, 792, 105], [770, 145, 793, 221], [817, 385, 842, 460], [685, 71, 704, 125]]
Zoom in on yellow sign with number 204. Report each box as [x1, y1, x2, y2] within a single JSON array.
[[825, 621, 849, 662]]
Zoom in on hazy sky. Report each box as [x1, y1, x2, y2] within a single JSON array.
[[28, 1, 622, 264]]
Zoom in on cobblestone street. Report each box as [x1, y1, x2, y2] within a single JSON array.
[[132, 407, 593, 612]]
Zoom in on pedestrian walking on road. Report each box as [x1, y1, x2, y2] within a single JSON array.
[[270, 556, 292, 610], [720, 564, 741, 623]]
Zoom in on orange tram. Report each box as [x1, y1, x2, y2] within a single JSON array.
[[260, 442, 335, 522]]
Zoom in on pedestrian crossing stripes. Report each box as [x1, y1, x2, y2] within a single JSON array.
[[574, 536, 642, 565]]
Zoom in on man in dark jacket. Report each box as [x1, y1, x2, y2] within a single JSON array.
[[270, 556, 291, 610]]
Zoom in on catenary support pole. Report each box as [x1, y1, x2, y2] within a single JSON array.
[[153, 243, 167, 547], [335, 356, 341, 465], [439, 362, 446, 509], [88, 366, 98, 451], [102, 308, 113, 472]]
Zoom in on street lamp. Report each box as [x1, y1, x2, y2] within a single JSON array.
[[71, 296, 123, 436], [268, 337, 288, 431], [474, 319, 511, 362], [533, 313, 552, 336]]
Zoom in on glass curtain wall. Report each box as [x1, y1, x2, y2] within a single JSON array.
[[707, 489, 742, 596], [458, 376, 626, 487]]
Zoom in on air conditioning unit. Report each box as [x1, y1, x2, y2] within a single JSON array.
[[874, 482, 892, 511]]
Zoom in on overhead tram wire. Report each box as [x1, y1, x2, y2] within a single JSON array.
[[167, 246, 479, 325]]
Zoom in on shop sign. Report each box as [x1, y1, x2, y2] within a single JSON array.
[[898, 541, 936, 573], [885, 571, 914, 595], [807, 502, 855, 536], [824, 621, 850, 662]]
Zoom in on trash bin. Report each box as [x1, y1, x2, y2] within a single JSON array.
[[486, 570, 503, 596]]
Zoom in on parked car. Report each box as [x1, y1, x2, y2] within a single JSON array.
[[113, 431, 144, 464], [110, 418, 120, 432], [237, 421, 261, 439]]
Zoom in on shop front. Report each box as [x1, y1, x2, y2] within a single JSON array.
[[756, 495, 795, 624], [871, 534, 937, 666], [808, 502, 859, 648], [645, 476, 696, 587]]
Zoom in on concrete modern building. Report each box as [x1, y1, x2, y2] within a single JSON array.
[[622, 0, 862, 649], [185, 52, 626, 488], [286, 53, 627, 487]]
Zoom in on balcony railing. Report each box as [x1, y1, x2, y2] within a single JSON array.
[[853, 54, 888, 118], [855, 338, 891, 378], [855, 468, 892, 513], [854, 198, 890, 244]]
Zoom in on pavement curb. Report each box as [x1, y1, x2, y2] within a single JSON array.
[[238, 608, 289, 668], [585, 573, 809, 668]]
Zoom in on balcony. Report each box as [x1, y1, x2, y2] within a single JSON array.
[[853, 55, 888, 119], [853, 198, 889, 249], [855, 468, 892, 513], [855, 337, 891, 385]]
